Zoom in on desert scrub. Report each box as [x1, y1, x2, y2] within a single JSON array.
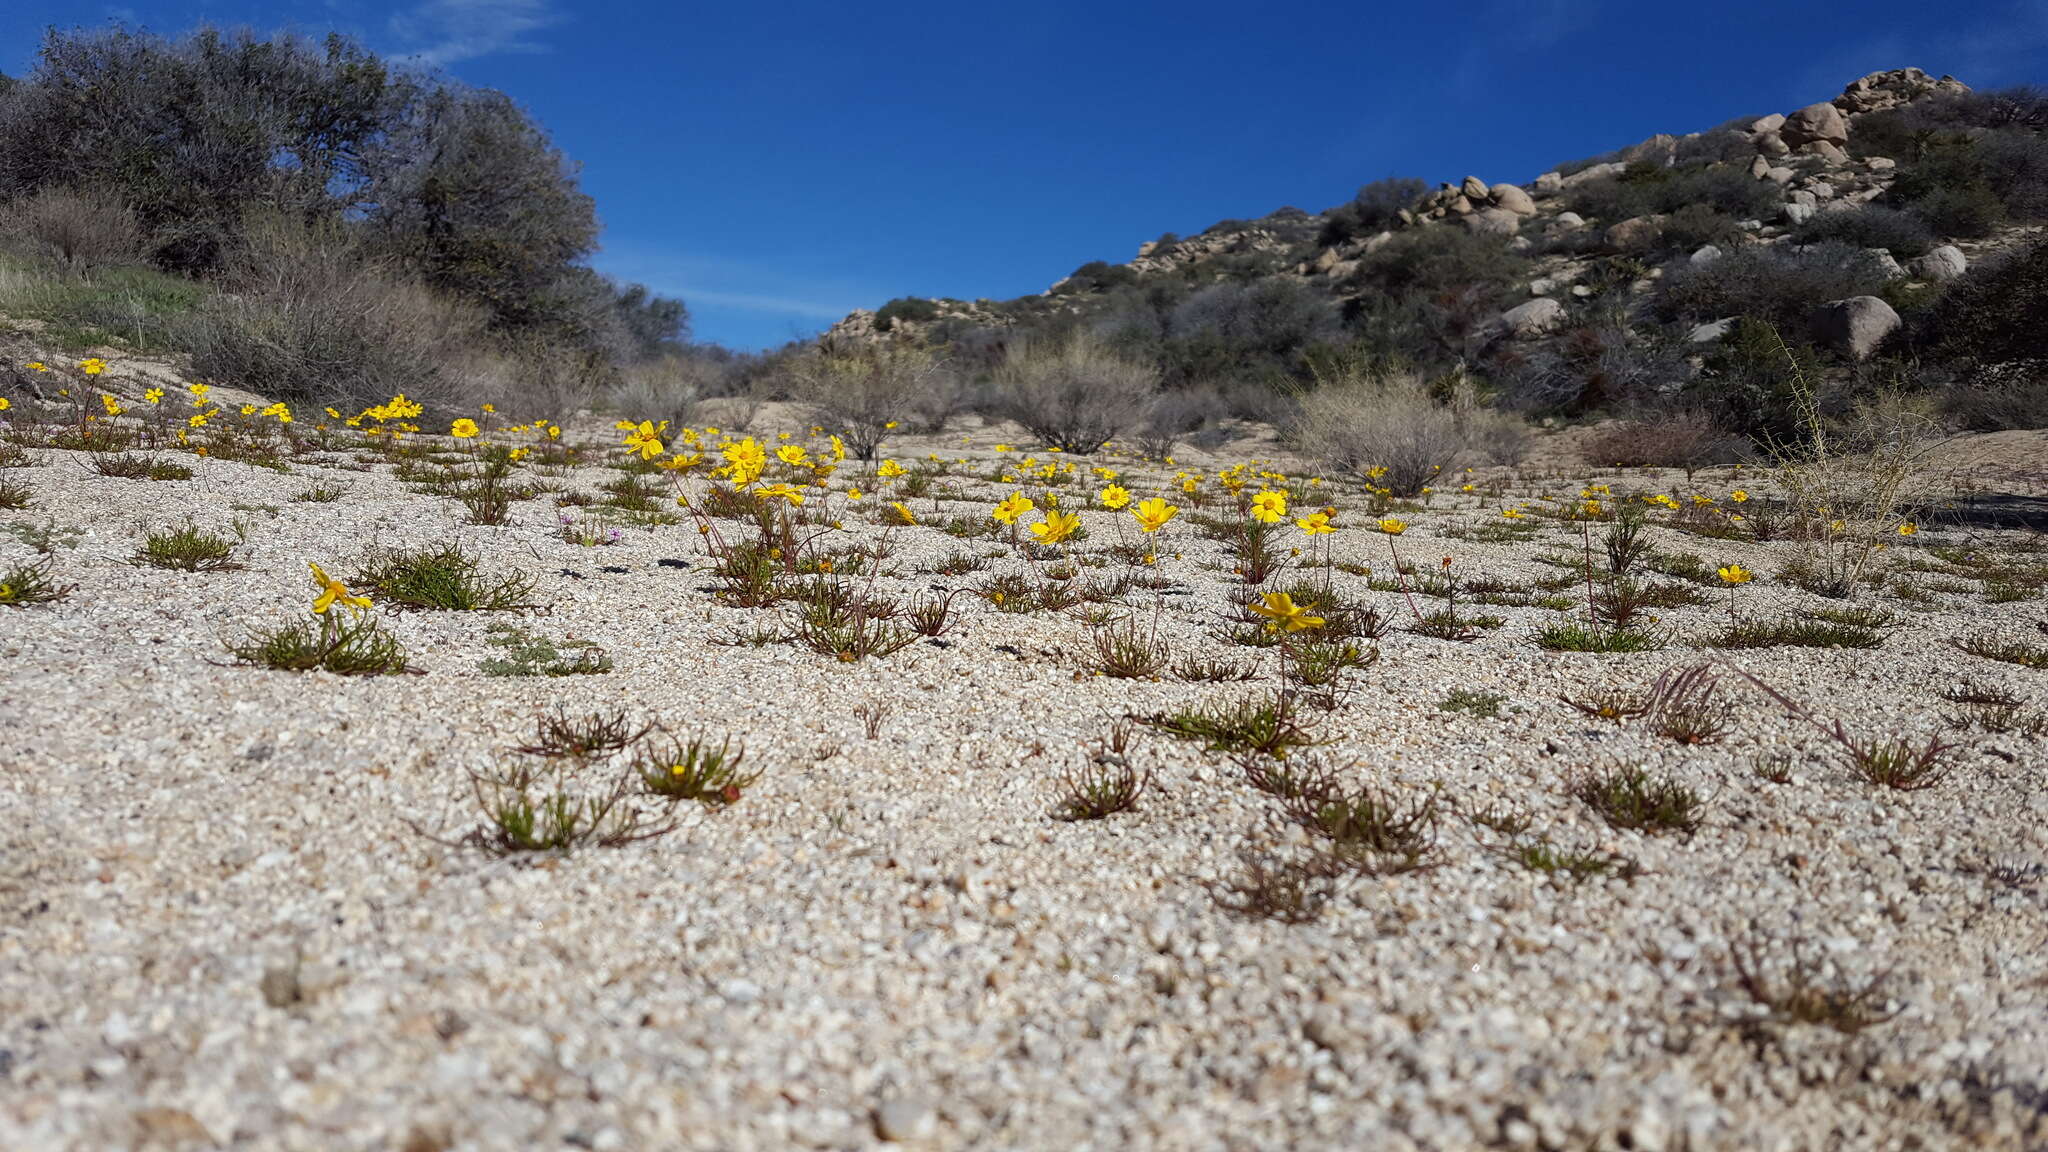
[[1570, 762, 1707, 835], [0, 556, 74, 606], [0, 476, 31, 509], [1727, 930, 1900, 1034], [1053, 755, 1150, 821], [1708, 615, 1886, 649], [351, 544, 539, 611], [517, 708, 651, 759], [226, 612, 414, 675], [1535, 620, 1665, 652], [1954, 632, 2048, 669], [1141, 692, 1315, 758], [135, 523, 240, 571], [1212, 844, 1335, 924], [480, 623, 612, 676], [1279, 768, 1439, 875], [635, 733, 758, 806], [89, 453, 192, 481], [1438, 688, 1505, 717], [457, 759, 678, 855], [1091, 614, 1170, 678]]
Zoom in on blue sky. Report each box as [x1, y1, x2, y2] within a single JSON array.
[[5, 1, 2044, 349]]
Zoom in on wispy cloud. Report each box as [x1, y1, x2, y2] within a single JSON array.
[[670, 288, 856, 320], [1451, 0, 1595, 91], [389, 0, 562, 67]]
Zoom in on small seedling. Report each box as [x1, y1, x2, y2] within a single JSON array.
[[1727, 930, 1900, 1034], [635, 733, 758, 806], [0, 556, 73, 607], [480, 623, 612, 677], [516, 708, 651, 759], [1438, 689, 1505, 718]]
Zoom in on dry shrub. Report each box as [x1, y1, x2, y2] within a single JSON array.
[[786, 341, 945, 457], [1774, 383, 1942, 597], [0, 186, 144, 273], [1292, 364, 1525, 494], [1578, 410, 1744, 472], [602, 353, 712, 430], [186, 214, 491, 410], [989, 331, 1158, 453]]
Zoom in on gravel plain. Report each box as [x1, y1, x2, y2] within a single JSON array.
[[1, 392, 2045, 1151]]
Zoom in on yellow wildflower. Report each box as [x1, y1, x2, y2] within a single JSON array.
[[308, 563, 372, 616], [1098, 485, 1131, 510], [1250, 490, 1288, 523], [1133, 498, 1178, 533], [451, 418, 480, 439], [1250, 592, 1323, 633], [1377, 517, 1407, 535], [1030, 510, 1081, 545]]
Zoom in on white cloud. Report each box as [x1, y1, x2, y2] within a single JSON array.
[[389, 0, 562, 67]]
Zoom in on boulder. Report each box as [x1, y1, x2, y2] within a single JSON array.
[[1755, 131, 1790, 157], [1461, 175, 1490, 201], [1500, 297, 1567, 336], [1750, 155, 1772, 180], [1765, 166, 1795, 185], [1688, 318, 1737, 344], [1490, 183, 1537, 215], [1805, 180, 1836, 200], [1561, 162, 1626, 187], [1812, 296, 1900, 360], [1605, 215, 1663, 250], [1689, 244, 1723, 266], [1865, 156, 1896, 172], [1909, 244, 1966, 282], [1864, 247, 1905, 279], [1363, 230, 1395, 253], [1529, 277, 1556, 296], [1534, 171, 1563, 196], [1834, 68, 1970, 116], [1806, 140, 1850, 165], [1550, 211, 1586, 230], [1783, 201, 1817, 225], [1463, 207, 1522, 236], [1750, 113, 1787, 135], [1789, 190, 1818, 209], [1782, 102, 1849, 150], [1447, 194, 1475, 215]]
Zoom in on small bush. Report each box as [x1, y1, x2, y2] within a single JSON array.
[[185, 214, 494, 410], [136, 523, 239, 571], [350, 545, 538, 611], [1292, 364, 1520, 496], [225, 612, 414, 675], [1, 186, 145, 273], [1656, 242, 1890, 327], [1790, 205, 1935, 258], [989, 331, 1157, 453], [1570, 762, 1706, 835], [1577, 410, 1742, 471], [0, 556, 73, 606]]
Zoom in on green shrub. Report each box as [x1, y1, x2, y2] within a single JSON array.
[[1656, 242, 1889, 327], [873, 296, 941, 331], [1790, 205, 1935, 258]]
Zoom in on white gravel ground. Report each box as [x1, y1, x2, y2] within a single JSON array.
[[1, 403, 2045, 1151]]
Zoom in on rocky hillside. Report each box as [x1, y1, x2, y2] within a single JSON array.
[[825, 67, 2047, 438]]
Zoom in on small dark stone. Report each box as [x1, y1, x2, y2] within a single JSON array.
[[600, 565, 628, 574], [657, 558, 689, 569]]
